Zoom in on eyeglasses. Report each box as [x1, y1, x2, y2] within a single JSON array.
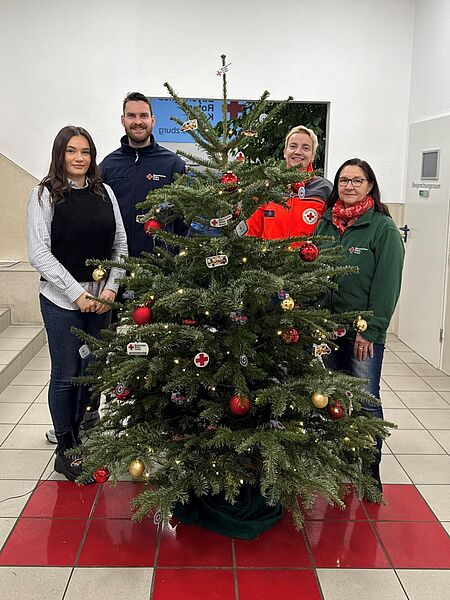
[[338, 177, 367, 187]]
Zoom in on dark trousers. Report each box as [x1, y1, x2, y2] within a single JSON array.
[[39, 294, 111, 436]]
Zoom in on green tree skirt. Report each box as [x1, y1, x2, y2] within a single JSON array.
[[173, 485, 282, 540]]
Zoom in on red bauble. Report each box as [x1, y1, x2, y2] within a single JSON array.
[[327, 400, 345, 420], [298, 241, 319, 262], [93, 467, 110, 483], [229, 394, 251, 416], [291, 181, 303, 194], [232, 207, 242, 219], [132, 305, 153, 325], [221, 171, 238, 192], [280, 327, 299, 344], [144, 219, 163, 236], [114, 383, 130, 400]]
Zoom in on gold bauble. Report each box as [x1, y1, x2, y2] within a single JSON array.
[[128, 459, 145, 478], [311, 392, 329, 408], [92, 266, 107, 282], [280, 295, 295, 311], [353, 316, 368, 332]]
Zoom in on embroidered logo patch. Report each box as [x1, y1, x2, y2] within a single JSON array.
[[302, 208, 319, 225], [348, 246, 368, 255], [146, 173, 167, 181], [264, 210, 275, 218]]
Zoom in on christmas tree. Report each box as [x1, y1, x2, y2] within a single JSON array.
[[77, 56, 393, 538]]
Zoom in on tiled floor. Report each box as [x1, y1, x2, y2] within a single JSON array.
[[0, 335, 450, 599]]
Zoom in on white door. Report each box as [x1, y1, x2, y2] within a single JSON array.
[[398, 115, 450, 368]]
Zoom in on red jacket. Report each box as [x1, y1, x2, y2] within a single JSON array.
[[246, 176, 332, 239]]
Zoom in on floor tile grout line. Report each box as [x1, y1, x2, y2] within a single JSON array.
[[366, 516, 395, 569], [72, 482, 103, 566], [231, 539, 239, 600]]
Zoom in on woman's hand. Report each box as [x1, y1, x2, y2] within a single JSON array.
[[75, 293, 96, 312], [95, 289, 116, 314], [353, 332, 374, 361]]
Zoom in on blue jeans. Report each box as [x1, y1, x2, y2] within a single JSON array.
[[324, 337, 385, 464], [40, 294, 111, 436]]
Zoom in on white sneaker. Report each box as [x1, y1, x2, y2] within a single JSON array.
[[45, 428, 57, 444]]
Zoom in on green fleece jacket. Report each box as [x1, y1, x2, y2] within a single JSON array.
[[316, 206, 404, 344]]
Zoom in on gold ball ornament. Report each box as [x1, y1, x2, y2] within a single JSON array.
[[280, 295, 295, 311], [128, 459, 145, 478], [92, 266, 107, 281], [353, 316, 368, 332], [311, 392, 329, 408]]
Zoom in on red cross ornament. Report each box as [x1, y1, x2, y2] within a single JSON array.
[[194, 352, 210, 368]]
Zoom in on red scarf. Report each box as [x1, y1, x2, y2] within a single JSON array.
[[331, 196, 374, 235]]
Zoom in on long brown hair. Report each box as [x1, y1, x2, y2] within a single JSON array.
[[327, 158, 391, 216], [38, 125, 105, 205]]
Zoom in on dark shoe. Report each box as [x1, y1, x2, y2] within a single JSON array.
[[81, 409, 100, 432], [54, 452, 84, 481], [54, 431, 94, 484]]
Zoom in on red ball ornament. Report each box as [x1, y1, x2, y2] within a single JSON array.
[[232, 206, 242, 219], [280, 327, 299, 344], [327, 400, 345, 420], [298, 241, 319, 262], [132, 305, 153, 325], [114, 383, 130, 400], [93, 467, 110, 483], [229, 394, 251, 416], [221, 170, 238, 192], [144, 219, 163, 236]]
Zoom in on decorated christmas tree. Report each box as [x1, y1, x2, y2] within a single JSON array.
[[77, 56, 393, 538]]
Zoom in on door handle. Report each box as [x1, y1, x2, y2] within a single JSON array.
[[399, 224, 410, 243]]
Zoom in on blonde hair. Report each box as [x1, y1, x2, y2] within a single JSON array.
[[284, 125, 318, 159]]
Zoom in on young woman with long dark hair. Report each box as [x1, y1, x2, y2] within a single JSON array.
[[27, 126, 127, 482]]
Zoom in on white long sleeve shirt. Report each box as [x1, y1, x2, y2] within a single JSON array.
[[27, 180, 128, 310]]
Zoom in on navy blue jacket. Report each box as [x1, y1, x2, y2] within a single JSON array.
[[100, 135, 186, 257]]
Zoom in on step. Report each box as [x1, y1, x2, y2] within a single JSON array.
[[0, 262, 42, 323], [0, 322, 46, 394], [0, 306, 11, 334]]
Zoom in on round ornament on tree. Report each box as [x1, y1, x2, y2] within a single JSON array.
[[114, 383, 130, 400], [221, 170, 238, 191], [311, 392, 329, 408], [353, 316, 368, 332], [143, 219, 163, 236], [229, 394, 251, 415], [280, 328, 299, 344], [298, 242, 319, 262], [280, 295, 295, 311], [93, 467, 110, 483], [92, 266, 107, 282], [132, 305, 153, 325], [128, 459, 145, 478], [327, 400, 345, 420]]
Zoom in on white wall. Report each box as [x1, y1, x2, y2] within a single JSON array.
[[409, 0, 450, 123], [0, 0, 414, 202]]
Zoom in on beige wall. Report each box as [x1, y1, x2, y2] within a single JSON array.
[[0, 153, 38, 261]]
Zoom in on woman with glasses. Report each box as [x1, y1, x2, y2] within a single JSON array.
[[315, 158, 404, 492], [27, 126, 128, 483]]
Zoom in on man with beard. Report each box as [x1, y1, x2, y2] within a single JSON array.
[[100, 92, 186, 257]]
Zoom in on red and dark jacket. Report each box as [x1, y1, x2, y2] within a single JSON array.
[[246, 176, 332, 239]]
